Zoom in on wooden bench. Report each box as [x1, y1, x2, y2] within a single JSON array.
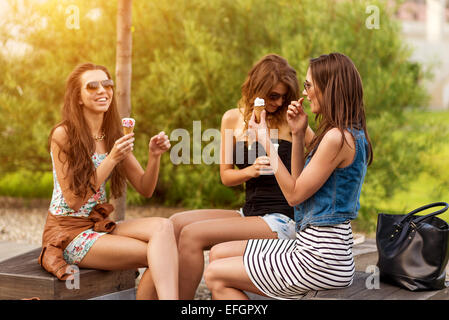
[[246, 238, 449, 300], [299, 271, 449, 300], [0, 248, 137, 300]]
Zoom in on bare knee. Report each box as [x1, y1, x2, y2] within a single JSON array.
[[178, 224, 208, 252], [169, 212, 188, 241], [154, 217, 175, 236], [204, 261, 225, 293], [209, 243, 227, 263]]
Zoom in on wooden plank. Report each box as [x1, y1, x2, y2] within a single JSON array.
[[54, 269, 136, 300], [383, 288, 446, 300], [428, 286, 449, 300], [0, 274, 55, 300], [347, 280, 402, 300], [90, 288, 136, 300], [0, 248, 137, 300]]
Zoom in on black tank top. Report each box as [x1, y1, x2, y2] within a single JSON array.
[[233, 139, 294, 220]]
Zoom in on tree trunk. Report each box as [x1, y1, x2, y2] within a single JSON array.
[[111, 0, 132, 222]]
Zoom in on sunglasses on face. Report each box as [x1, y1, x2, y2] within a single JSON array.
[[303, 81, 312, 92], [85, 79, 114, 91], [267, 92, 286, 101]]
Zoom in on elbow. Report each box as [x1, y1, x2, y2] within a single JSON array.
[[220, 173, 233, 187], [221, 177, 232, 187], [286, 195, 301, 207], [287, 199, 297, 207], [288, 200, 301, 207], [221, 177, 239, 187], [143, 190, 154, 198], [139, 186, 155, 198]]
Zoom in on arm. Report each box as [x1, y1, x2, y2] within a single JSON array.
[[219, 109, 272, 186], [123, 131, 170, 198], [305, 125, 315, 149], [50, 126, 133, 211], [290, 132, 305, 180], [254, 104, 350, 207], [289, 99, 306, 179], [289, 99, 315, 179], [263, 129, 346, 206]]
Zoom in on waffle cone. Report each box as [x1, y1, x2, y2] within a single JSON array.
[[254, 106, 265, 123], [123, 126, 134, 135]]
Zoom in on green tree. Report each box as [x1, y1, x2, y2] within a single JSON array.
[[0, 0, 439, 232]]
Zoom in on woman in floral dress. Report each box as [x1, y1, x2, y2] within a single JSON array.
[[43, 63, 178, 300]]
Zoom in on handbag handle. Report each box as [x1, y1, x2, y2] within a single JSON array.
[[399, 202, 449, 225]]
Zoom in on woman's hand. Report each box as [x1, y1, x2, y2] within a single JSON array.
[[287, 98, 308, 135], [249, 156, 273, 178], [109, 133, 135, 164], [248, 109, 269, 144], [149, 131, 171, 156]]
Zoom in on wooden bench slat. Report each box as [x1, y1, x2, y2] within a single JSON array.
[[348, 277, 403, 300], [0, 248, 137, 300]]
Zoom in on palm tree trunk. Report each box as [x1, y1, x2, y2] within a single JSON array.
[[111, 0, 132, 221]]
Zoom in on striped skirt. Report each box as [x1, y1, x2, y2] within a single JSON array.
[[243, 222, 355, 300]]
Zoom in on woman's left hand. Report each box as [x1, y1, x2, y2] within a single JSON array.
[[149, 131, 171, 156]]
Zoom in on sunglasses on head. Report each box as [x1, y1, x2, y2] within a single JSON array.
[[85, 79, 114, 91]]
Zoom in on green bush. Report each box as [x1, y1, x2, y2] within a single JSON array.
[[0, 0, 439, 231], [0, 170, 53, 198]]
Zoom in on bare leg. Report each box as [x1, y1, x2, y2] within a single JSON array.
[[173, 212, 277, 299], [78, 217, 178, 300], [209, 240, 248, 263], [137, 269, 158, 300], [170, 209, 241, 243], [204, 241, 267, 300]]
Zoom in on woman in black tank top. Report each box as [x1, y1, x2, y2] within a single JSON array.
[[234, 139, 293, 218], [168, 54, 300, 299]]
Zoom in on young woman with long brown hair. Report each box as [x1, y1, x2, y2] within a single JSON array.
[[169, 54, 305, 299], [204, 53, 373, 299], [40, 63, 178, 300]]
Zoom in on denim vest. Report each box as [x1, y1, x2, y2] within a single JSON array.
[[294, 129, 369, 231]]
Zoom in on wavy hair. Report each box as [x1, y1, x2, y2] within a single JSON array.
[[238, 54, 299, 132], [307, 53, 373, 165], [48, 63, 127, 199]]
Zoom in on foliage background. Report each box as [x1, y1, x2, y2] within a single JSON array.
[[1, 0, 447, 233]]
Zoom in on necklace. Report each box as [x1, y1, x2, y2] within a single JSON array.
[[93, 131, 106, 141]]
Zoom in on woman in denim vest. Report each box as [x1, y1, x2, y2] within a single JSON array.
[[204, 53, 374, 300]]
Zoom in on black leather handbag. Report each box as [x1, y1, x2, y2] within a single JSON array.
[[376, 202, 449, 291]]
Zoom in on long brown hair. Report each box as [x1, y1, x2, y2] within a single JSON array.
[[48, 63, 127, 199], [238, 54, 299, 132], [307, 53, 373, 165]]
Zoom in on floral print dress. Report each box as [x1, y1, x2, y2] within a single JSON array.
[[49, 152, 110, 265]]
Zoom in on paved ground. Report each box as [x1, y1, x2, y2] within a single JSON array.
[[0, 240, 39, 263]]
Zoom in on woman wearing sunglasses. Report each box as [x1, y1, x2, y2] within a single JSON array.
[[204, 53, 373, 299], [169, 54, 308, 299], [39, 63, 178, 300]]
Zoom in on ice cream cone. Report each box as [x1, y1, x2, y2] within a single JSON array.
[[254, 106, 265, 123], [122, 118, 135, 135], [254, 97, 265, 123]]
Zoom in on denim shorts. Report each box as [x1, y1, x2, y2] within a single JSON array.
[[237, 209, 296, 240]]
